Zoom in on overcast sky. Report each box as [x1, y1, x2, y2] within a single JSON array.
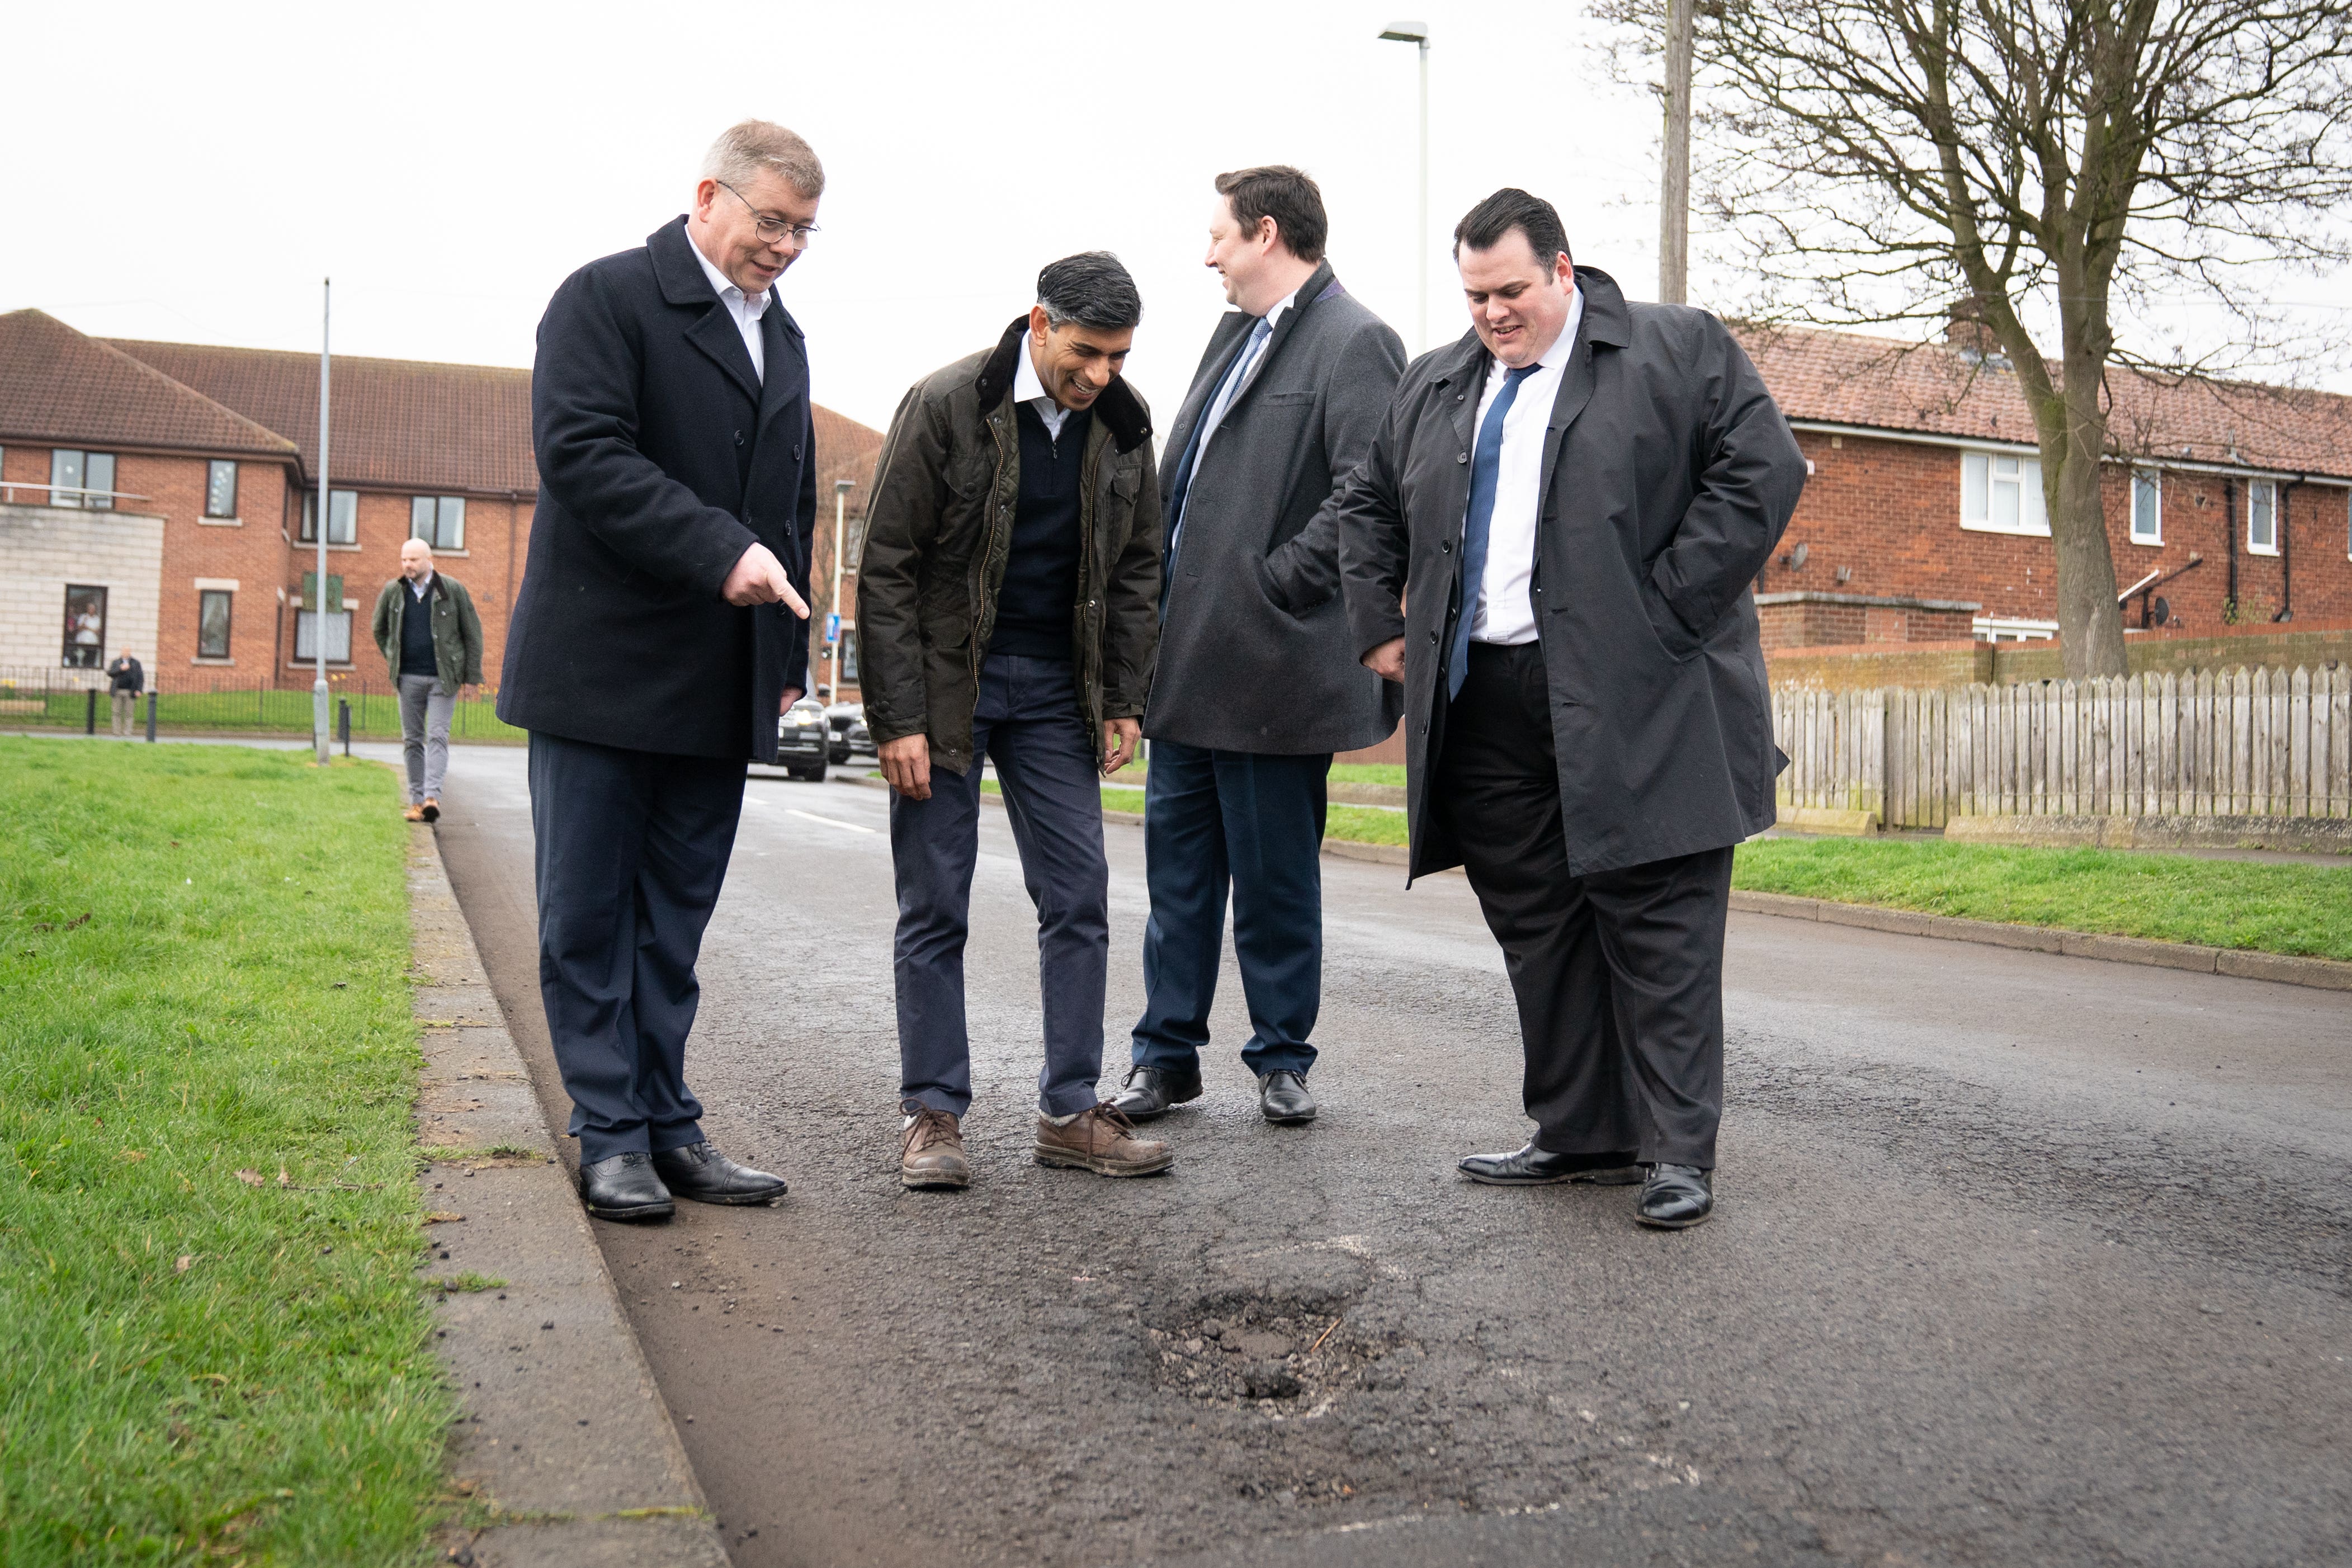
[[4, 0, 2342, 437]]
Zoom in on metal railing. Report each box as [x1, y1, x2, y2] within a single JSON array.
[[0, 666, 523, 743]]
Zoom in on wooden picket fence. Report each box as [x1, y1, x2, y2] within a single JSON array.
[[1773, 665, 2352, 829]]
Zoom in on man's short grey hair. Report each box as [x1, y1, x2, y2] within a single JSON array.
[[701, 119, 825, 199], [1036, 252, 1143, 332]]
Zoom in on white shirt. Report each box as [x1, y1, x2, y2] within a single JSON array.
[[1469, 286, 1585, 645], [686, 223, 771, 382], [407, 570, 435, 601], [1193, 285, 1298, 466], [1013, 332, 1075, 441]]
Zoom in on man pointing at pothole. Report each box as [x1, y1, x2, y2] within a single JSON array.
[[861, 253, 1172, 1189]]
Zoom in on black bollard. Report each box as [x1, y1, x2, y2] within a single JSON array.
[[145, 690, 157, 743], [85, 688, 97, 735], [338, 698, 351, 757]]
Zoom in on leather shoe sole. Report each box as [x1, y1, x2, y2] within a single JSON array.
[[1635, 1206, 1713, 1229], [1462, 1165, 1645, 1187], [1032, 1145, 1176, 1178], [583, 1192, 674, 1222], [665, 1180, 786, 1206], [901, 1165, 970, 1191]]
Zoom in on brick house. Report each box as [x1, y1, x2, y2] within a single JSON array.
[[0, 308, 882, 696], [802, 409, 882, 704], [1740, 320, 2352, 649]]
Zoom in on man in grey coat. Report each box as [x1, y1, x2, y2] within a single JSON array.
[[1337, 189, 1805, 1229], [1112, 167, 1405, 1130]]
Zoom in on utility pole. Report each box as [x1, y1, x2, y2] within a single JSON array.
[[313, 279, 332, 765], [1659, 0, 1694, 305], [1379, 22, 1432, 352]]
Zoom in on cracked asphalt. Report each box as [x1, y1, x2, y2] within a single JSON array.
[[428, 744, 2352, 1568]]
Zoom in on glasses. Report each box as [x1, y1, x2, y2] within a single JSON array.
[[717, 180, 820, 247]]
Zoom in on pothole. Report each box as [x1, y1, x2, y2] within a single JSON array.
[[1145, 1291, 1416, 1416]]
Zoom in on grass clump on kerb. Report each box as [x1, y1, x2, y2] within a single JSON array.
[[1732, 834, 2352, 962], [0, 737, 450, 1564]]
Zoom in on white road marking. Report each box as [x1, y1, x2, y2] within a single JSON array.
[[786, 808, 879, 835]]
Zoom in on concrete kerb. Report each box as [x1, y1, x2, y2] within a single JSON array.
[[1727, 889, 2352, 991], [407, 825, 729, 1568]]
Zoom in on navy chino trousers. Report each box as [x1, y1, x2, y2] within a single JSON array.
[[891, 654, 1111, 1119], [1131, 739, 1330, 1079], [526, 731, 745, 1165]]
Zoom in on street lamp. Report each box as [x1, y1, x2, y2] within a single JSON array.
[[1378, 21, 1430, 353], [830, 478, 855, 699]]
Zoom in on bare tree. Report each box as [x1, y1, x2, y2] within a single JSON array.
[[1601, 0, 2352, 677]]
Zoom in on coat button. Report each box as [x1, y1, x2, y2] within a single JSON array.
[[1457, 452, 1469, 464], [734, 431, 744, 447], [1440, 539, 1452, 553], [794, 445, 804, 459], [1429, 630, 1439, 644]]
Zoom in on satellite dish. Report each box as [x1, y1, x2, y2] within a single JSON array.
[[2151, 596, 2170, 626], [1791, 541, 1809, 569]]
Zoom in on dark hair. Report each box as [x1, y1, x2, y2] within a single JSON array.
[[1214, 166, 1328, 265], [1451, 188, 1571, 269], [1037, 251, 1144, 331]]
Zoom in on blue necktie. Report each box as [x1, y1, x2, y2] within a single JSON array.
[[1448, 364, 1539, 701], [1164, 315, 1274, 589]]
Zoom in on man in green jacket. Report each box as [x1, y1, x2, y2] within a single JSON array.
[[372, 537, 484, 822], [859, 252, 1166, 1192]]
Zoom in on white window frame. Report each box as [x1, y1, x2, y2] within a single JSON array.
[[409, 495, 465, 550], [2246, 478, 2279, 556], [2129, 467, 2162, 546], [1959, 448, 2049, 536], [300, 489, 358, 546], [294, 608, 353, 663], [204, 460, 239, 519]]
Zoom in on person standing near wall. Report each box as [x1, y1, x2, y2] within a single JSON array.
[[372, 537, 483, 823], [106, 651, 143, 737]]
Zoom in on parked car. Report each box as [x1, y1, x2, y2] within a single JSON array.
[[825, 702, 875, 766], [774, 697, 829, 781]]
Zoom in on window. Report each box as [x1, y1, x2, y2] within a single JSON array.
[[299, 489, 357, 544], [294, 610, 352, 663], [409, 495, 465, 550], [205, 460, 238, 518], [2247, 479, 2279, 556], [1959, 449, 2048, 535], [197, 591, 233, 658], [839, 627, 859, 683], [2130, 469, 2161, 545], [63, 585, 108, 667], [49, 450, 117, 509]]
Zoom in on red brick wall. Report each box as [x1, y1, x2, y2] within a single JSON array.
[[124, 452, 294, 680], [1760, 432, 2352, 635], [804, 508, 864, 703]]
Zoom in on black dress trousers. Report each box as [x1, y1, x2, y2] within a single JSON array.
[[526, 731, 747, 1164], [1437, 640, 1732, 1169]]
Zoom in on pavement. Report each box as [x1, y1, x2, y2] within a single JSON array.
[[405, 742, 2352, 1568]]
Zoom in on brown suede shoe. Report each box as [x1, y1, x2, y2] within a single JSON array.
[[900, 1107, 970, 1190], [1033, 1104, 1173, 1177], [402, 803, 427, 823]]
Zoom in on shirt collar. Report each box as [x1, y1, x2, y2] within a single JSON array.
[[409, 569, 434, 592], [686, 224, 769, 318], [1013, 329, 1054, 410], [1490, 285, 1585, 381]]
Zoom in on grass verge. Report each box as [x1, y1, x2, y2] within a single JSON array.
[[1732, 835, 2352, 961], [0, 738, 448, 1564]]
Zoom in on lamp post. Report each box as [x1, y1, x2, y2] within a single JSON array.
[[1378, 21, 1430, 353], [830, 478, 855, 700], [1659, 0, 1694, 305], [313, 278, 332, 765]]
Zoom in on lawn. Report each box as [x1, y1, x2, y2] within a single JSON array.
[[1732, 835, 2352, 962], [0, 739, 449, 1564], [1, 682, 522, 745]]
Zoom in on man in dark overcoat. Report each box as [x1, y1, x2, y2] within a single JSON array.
[[498, 120, 821, 1221], [1336, 189, 1805, 1229], [1112, 166, 1404, 1130]]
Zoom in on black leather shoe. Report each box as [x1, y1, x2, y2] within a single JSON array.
[[1258, 1069, 1317, 1125], [1110, 1064, 1202, 1122], [1458, 1143, 1644, 1186], [1636, 1163, 1715, 1228], [579, 1152, 673, 1222], [651, 1141, 788, 1206]]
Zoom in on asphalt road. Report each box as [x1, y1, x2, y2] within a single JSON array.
[[427, 744, 2352, 1568]]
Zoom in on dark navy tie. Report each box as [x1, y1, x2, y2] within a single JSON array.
[[1448, 363, 1539, 701]]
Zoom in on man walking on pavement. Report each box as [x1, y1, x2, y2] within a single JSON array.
[[1112, 167, 1405, 1130], [861, 253, 1170, 1192], [106, 651, 143, 737], [1336, 190, 1805, 1229], [372, 537, 482, 823], [498, 120, 820, 1222]]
